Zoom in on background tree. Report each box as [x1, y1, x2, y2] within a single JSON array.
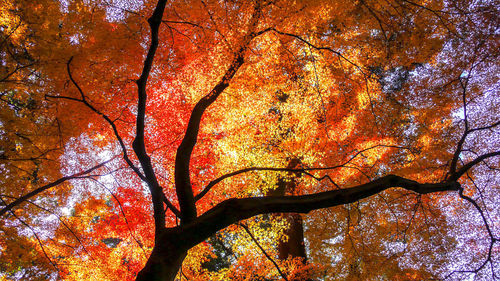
[[1, 0, 498, 280]]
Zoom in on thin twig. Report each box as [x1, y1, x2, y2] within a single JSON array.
[[239, 223, 289, 281], [0, 158, 114, 216]]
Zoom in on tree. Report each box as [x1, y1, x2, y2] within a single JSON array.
[[1, 0, 499, 280]]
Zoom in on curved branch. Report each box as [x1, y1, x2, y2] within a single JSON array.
[[50, 58, 146, 182], [174, 2, 265, 223], [468, 120, 500, 133], [7, 195, 92, 258], [449, 151, 500, 181], [133, 0, 169, 233], [0, 159, 113, 217], [448, 44, 492, 179], [401, 0, 459, 37], [0, 197, 59, 272], [445, 186, 499, 279], [458, 187, 496, 247], [194, 166, 341, 202], [270, 28, 367, 76], [195, 145, 410, 201]]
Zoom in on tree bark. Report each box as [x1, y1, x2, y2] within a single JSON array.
[[135, 229, 188, 281], [135, 176, 460, 281], [278, 213, 307, 261], [267, 160, 308, 262], [274, 159, 310, 280]]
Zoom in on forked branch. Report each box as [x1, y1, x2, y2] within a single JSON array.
[[61, 57, 146, 182], [449, 151, 500, 182]]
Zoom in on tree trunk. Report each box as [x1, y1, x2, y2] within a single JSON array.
[[278, 213, 307, 261], [271, 159, 310, 280], [135, 230, 188, 281]]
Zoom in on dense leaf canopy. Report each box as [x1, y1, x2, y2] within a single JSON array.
[[0, 0, 499, 280]]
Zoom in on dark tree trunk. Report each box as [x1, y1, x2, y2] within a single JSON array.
[[278, 213, 307, 261], [271, 159, 310, 280], [135, 230, 188, 281]]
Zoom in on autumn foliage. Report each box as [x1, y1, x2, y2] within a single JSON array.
[[1, 0, 499, 280]]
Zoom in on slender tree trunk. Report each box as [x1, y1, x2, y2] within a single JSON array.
[[278, 213, 307, 261], [271, 159, 310, 280], [274, 175, 307, 262]]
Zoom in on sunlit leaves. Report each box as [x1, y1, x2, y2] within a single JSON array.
[[0, 0, 498, 280]]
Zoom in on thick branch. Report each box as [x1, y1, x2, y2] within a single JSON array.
[[133, 0, 169, 234], [449, 131, 468, 177], [179, 175, 460, 248], [174, 2, 263, 223], [174, 51, 245, 222], [0, 159, 112, 217]]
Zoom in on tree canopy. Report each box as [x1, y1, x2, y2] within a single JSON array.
[[0, 0, 499, 280]]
